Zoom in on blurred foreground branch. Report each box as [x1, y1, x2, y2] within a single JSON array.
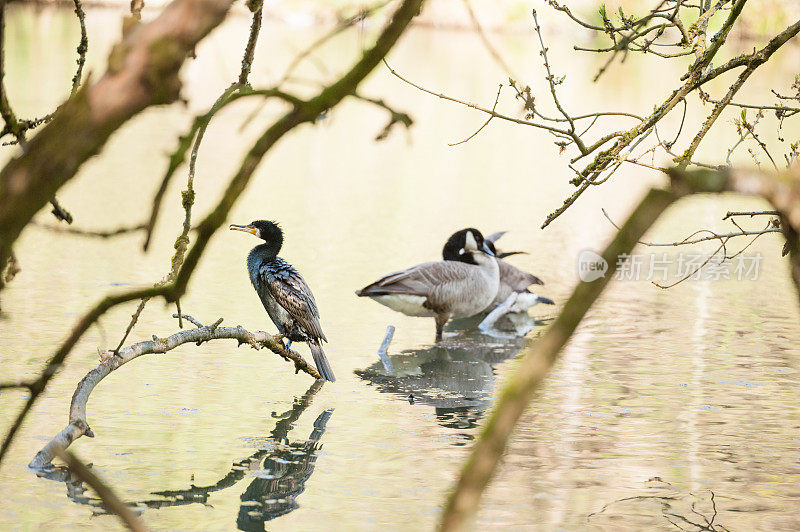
[[440, 164, 800, 530], [54, 449, 149, 532], [0, 0, 235, 295], [440, 188, 677, 531]]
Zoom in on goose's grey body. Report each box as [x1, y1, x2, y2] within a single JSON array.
[[359, 259, 499, 319], [356, 229, 499, 340]]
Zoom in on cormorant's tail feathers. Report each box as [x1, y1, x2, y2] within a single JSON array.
[[310, 342, 336, 382]]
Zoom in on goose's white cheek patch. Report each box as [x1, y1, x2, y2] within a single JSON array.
[[464, 231, 478, 251]]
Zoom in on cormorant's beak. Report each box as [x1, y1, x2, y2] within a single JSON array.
[[229, 223, 257, 236], [481, 241, 495, 256]]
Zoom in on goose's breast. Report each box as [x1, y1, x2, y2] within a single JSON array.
[[369, 294, 437, 317], [447, 271, 499, 318]]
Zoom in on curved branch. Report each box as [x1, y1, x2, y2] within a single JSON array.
[[30, 316, 320, 469]]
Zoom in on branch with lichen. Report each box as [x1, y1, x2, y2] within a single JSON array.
[[390, 1, 799, 231], [28, 314, 321, 469]]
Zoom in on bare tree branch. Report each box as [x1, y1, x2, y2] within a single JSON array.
[[441, 164, 800, 529], [440, 187, 679, 531]]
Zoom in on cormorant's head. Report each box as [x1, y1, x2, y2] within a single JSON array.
[[230, 220, 284, 250], [442, 228, 494, 266]]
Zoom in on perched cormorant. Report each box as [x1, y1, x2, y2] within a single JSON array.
[[443, 229, 554, 311], [230, 220, 335, 382], [355, 228, 499, 341]]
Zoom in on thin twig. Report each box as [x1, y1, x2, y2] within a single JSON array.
[[461, 0, 515, 77], [723, 210, 778, 219], [31, 221, 145, 237], [601, 207, 780, 246], [449, 84, 502, 146]]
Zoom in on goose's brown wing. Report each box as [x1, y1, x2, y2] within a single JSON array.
[[356, 261, 478, 297], [263, 261, 327, 342]]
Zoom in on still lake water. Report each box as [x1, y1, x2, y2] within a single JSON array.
[[1, 4, 800, 530]]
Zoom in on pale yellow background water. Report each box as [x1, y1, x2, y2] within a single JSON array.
[[1, 3, 799, 530]]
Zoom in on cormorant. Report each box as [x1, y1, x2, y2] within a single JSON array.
[[230, 220, 335, 382], [355, 228, 499, 341]]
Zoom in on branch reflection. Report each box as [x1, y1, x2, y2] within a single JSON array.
[[36, 381, 331, 530]]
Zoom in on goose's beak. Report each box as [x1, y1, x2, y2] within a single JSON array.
[[481, 241, 495, 256], [230, 223, 257, 235]]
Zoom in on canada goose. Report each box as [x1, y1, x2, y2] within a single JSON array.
[[444, 229, 554, 312], [230, 220, 335, 382], [355, 228, 499, 341]]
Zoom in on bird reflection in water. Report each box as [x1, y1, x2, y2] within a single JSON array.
[[36, 381, 331, 530], [355, 325, 527, 441]]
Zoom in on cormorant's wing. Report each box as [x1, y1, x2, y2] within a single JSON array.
[[262, 260, 327, 342]]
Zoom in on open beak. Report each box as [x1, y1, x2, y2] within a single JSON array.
[[229, 223, 257, 236]]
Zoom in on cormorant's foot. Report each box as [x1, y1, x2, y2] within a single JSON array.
[[275, 335, 290, 351]]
